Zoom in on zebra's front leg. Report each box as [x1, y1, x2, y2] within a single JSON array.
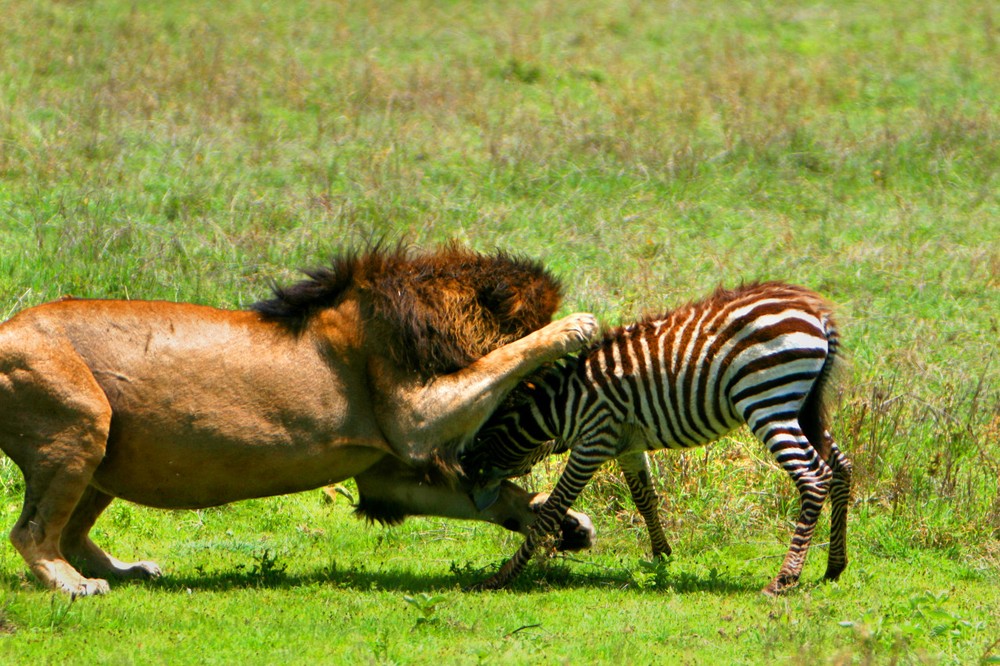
[[528, 492, 595, 552], [475, 442, 613, 590], [618, 451, 671, 558], [474, 505, 563, 591]]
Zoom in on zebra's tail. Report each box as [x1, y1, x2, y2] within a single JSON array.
[[799, 312, 843, 462]]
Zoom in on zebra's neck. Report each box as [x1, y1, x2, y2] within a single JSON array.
[[522, 348, 643, 446], [517, 360, 580, 443]]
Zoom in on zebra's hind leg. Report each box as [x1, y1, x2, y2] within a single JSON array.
[[823, 439, 852, 581], [753, 419, 832, 596], [618, 452, 671, 558]]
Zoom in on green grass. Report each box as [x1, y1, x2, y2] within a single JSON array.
[[1, 0, 998, 663], [1, 492, 997, 664]]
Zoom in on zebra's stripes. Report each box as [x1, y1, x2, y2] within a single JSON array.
[[461, 282, 852, 594]]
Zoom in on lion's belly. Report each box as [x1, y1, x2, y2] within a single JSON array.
[[89, 372, 394, 508], [91, 437, 387, 509]]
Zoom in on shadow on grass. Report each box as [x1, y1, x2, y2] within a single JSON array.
[[117, 559, 759, 596], [0, 556, 761, 596]]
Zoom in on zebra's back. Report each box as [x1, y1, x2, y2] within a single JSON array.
[[585, 282, 838, 453]]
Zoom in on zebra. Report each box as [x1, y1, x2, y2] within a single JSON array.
[[460, 282, 852, 595]]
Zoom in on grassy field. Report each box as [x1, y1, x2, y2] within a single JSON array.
[[1, 0, 998, 663]]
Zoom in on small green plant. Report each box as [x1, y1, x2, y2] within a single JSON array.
[[630, 555, 672, 590], [901, 591, 985, 641], [500, 57, 542, 84], [249, 549, 287, 584], [369, 628, 394, 664], [448, 560, 490, 582], [46, 595, 75, 632], [839, 590, 988, 654], [402, 593, 448, 626], [0, 599, 14, 636]]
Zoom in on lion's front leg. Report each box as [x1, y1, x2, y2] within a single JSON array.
[[372, 313, 598, 459], [352, 460, 595, 549]]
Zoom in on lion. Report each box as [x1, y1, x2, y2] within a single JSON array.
[[0, 243, 598, 596]]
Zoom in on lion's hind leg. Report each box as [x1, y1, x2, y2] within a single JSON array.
[[60, 487, 162, 581], [1, 344, 115, 596], [9, 464, 111, 597]]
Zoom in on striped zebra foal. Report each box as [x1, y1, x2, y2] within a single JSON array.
[[460, 282, 852, 595]]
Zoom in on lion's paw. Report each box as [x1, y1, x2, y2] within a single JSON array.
[[555, 313, 598, 353], [63, 576, 110, 598], [557, 509, 595, 552], [125, 560, 162, 580]]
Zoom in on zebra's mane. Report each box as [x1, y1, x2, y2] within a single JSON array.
[[594, 281, 825, 344]]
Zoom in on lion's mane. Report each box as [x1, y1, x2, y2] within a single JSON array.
[[252, 243, 564, 376]]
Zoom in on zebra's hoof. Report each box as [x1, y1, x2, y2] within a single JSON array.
[[823, 561, 847, 581], [761, 575, 799, 596], [467, 576, 505, 592]]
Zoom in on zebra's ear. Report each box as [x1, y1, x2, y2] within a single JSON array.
[[471, 483, 502, 511]]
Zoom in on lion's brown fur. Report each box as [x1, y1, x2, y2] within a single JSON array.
[[254, 243, 564, 376]]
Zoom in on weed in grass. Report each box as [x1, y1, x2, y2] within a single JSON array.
[[0, 599, 14, 636], [448, 560, 491, 584], [0, 457, 22, 497], [248, 549, 288, 585], [45, 595, 75, 632], [629, 556, 674, 591], [402, 592, 449, 626], [838, 590, 991, 660], [368, 628, 395, 665]]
